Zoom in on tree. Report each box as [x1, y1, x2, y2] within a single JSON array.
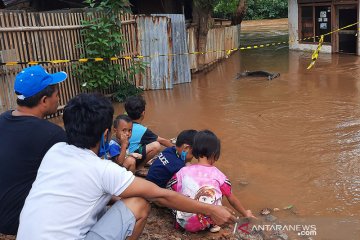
[[232, 0, 246, 25], [214, 0, 288, 20], [193, 0, 247, 69], [192, 0, 218, 70]]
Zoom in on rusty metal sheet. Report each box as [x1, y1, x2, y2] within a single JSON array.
[[136, 15, 172, 90], [153, 14, 191, 85]]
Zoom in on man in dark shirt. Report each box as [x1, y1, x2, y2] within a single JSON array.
[[0, 65, 67, 235]]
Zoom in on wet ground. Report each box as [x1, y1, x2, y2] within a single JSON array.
[[44, 19, 360, 240]]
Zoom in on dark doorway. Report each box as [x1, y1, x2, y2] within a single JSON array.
[[337, 7, 357, 54]]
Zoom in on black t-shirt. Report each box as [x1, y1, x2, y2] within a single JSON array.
[[0, 111, 67, 235], [140, 128, 158, 145]]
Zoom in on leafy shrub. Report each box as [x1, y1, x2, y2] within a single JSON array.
[[74, 0, 145, 102], [213, 0, 288, 20]]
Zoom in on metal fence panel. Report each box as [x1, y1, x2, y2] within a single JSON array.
[[153, 14, 191, 85], [136, 15, 172, 90]]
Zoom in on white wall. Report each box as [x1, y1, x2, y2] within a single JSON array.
[[288, 0, 332, 53]]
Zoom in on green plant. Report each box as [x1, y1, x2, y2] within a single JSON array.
[[245, 0, 287, 20], [213, 0, 288, 20], [74, 0, 144, 98], [213, 0, 238, 19], [112, 60, 146, 102], [112, 81, 143, 103]]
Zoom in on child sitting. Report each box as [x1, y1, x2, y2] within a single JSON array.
[[124, 95, 174, 167], [146, 129, 198, 188], [167, 130, 255, 233], [108, 114, 141, 173]]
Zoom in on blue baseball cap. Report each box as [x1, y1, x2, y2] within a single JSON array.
[[14, 65, 67, 99]]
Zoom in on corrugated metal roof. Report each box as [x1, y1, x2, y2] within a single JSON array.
[[136, 15, 172, 90], [153, 14, 191, 85]]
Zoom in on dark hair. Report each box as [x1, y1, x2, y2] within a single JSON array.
[[124, 95, 146, 120], [63, 93, 114, 149], [176, 129, 198, 147], [113, 114, 132, 128], [16, 84, 58, 108], [192, 130, 221, 160]]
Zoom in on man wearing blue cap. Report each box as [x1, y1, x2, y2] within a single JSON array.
[[0, 65, 67, 235]]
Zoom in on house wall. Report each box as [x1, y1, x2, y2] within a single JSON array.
[[288, 0, 332, 53]]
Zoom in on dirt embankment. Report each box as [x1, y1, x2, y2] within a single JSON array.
[[240, 18, 288, 31], [139, 204, 302, 240]]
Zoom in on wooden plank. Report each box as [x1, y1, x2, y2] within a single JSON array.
[[39, 13, 51, 65], [28, 13, 37, 62], [51, 13, 61, 63], [3, 13, 18, 110], [0, 25, 85, 32], [37, 13, 47, 63], [15, 11, 27, 62], [4, 12, 15, 52], [63, 12, 78, 103], [55, 12, 71, 105], [9, 12, 20, 64], [46, 13, 56, 62]]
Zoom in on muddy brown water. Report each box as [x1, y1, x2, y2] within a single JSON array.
[[53, 19, 359, 239]]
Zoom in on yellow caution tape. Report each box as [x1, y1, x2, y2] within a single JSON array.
[[51, 60, 70, 64], [307, 35, 324, 70], [5, 62, 18, 66]]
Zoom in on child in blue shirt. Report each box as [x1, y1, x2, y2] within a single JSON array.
[[108, 114, 141, 173], [146, 129, 198, 188], [124, 95, 174, 167]]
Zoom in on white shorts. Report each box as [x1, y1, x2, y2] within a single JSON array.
[[85, 201, 135, 240]]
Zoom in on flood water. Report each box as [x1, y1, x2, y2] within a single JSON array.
[[112, 20, 359, 239], [51, 20, 360, 239]]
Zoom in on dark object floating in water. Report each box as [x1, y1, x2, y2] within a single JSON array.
[[236, 71, 280, 80]]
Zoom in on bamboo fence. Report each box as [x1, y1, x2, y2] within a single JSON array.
[[0, 9, 137, 114]]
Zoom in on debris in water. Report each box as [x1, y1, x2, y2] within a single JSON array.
[[283, 205, 293, 210], [260, 208, 271, 215]]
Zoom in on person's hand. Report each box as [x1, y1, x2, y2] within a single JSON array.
[[208, 205, 237, 226], [130, 153, 142, 159], [244, 209, 257, 219], [119, 133, 129, 148]]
